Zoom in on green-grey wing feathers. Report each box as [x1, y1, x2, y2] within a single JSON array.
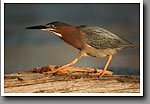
[[80, 25, 133, 49]]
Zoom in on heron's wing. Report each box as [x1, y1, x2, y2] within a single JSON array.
[[85, 33, 122, 49], [80, 25, 133, 49]]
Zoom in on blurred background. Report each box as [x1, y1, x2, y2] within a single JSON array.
[[4, 3, 140, 75]]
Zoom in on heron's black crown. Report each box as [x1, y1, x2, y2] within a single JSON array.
[[46, 21, 71, 27]]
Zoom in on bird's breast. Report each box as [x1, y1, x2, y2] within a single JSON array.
[[58, 26, 84, 50]]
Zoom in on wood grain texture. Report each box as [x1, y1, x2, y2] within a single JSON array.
[[4, 65, 140, 93]]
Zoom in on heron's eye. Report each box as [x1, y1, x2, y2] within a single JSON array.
[[51, 24, 55, 28]]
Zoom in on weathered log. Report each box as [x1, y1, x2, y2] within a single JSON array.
[[4, 65, 140, 93]]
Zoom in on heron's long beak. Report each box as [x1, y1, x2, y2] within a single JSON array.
[[26, 25, 62, 37], [26, 25, 55, 31]]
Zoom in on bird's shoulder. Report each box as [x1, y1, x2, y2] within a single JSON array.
[[79, 25, 119, 39]]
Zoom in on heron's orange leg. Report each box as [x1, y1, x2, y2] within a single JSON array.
[[43, 52, 83, 74], [89, 55, 112, 77]]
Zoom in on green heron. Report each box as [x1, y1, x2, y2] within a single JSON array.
[[26, 21, 133, 77]]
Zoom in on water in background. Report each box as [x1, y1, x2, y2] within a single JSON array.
[[4, 4, 140, 75]]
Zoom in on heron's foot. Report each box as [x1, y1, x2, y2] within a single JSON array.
[[89, 70, 106, 77], [42, 69, 69, 74]]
